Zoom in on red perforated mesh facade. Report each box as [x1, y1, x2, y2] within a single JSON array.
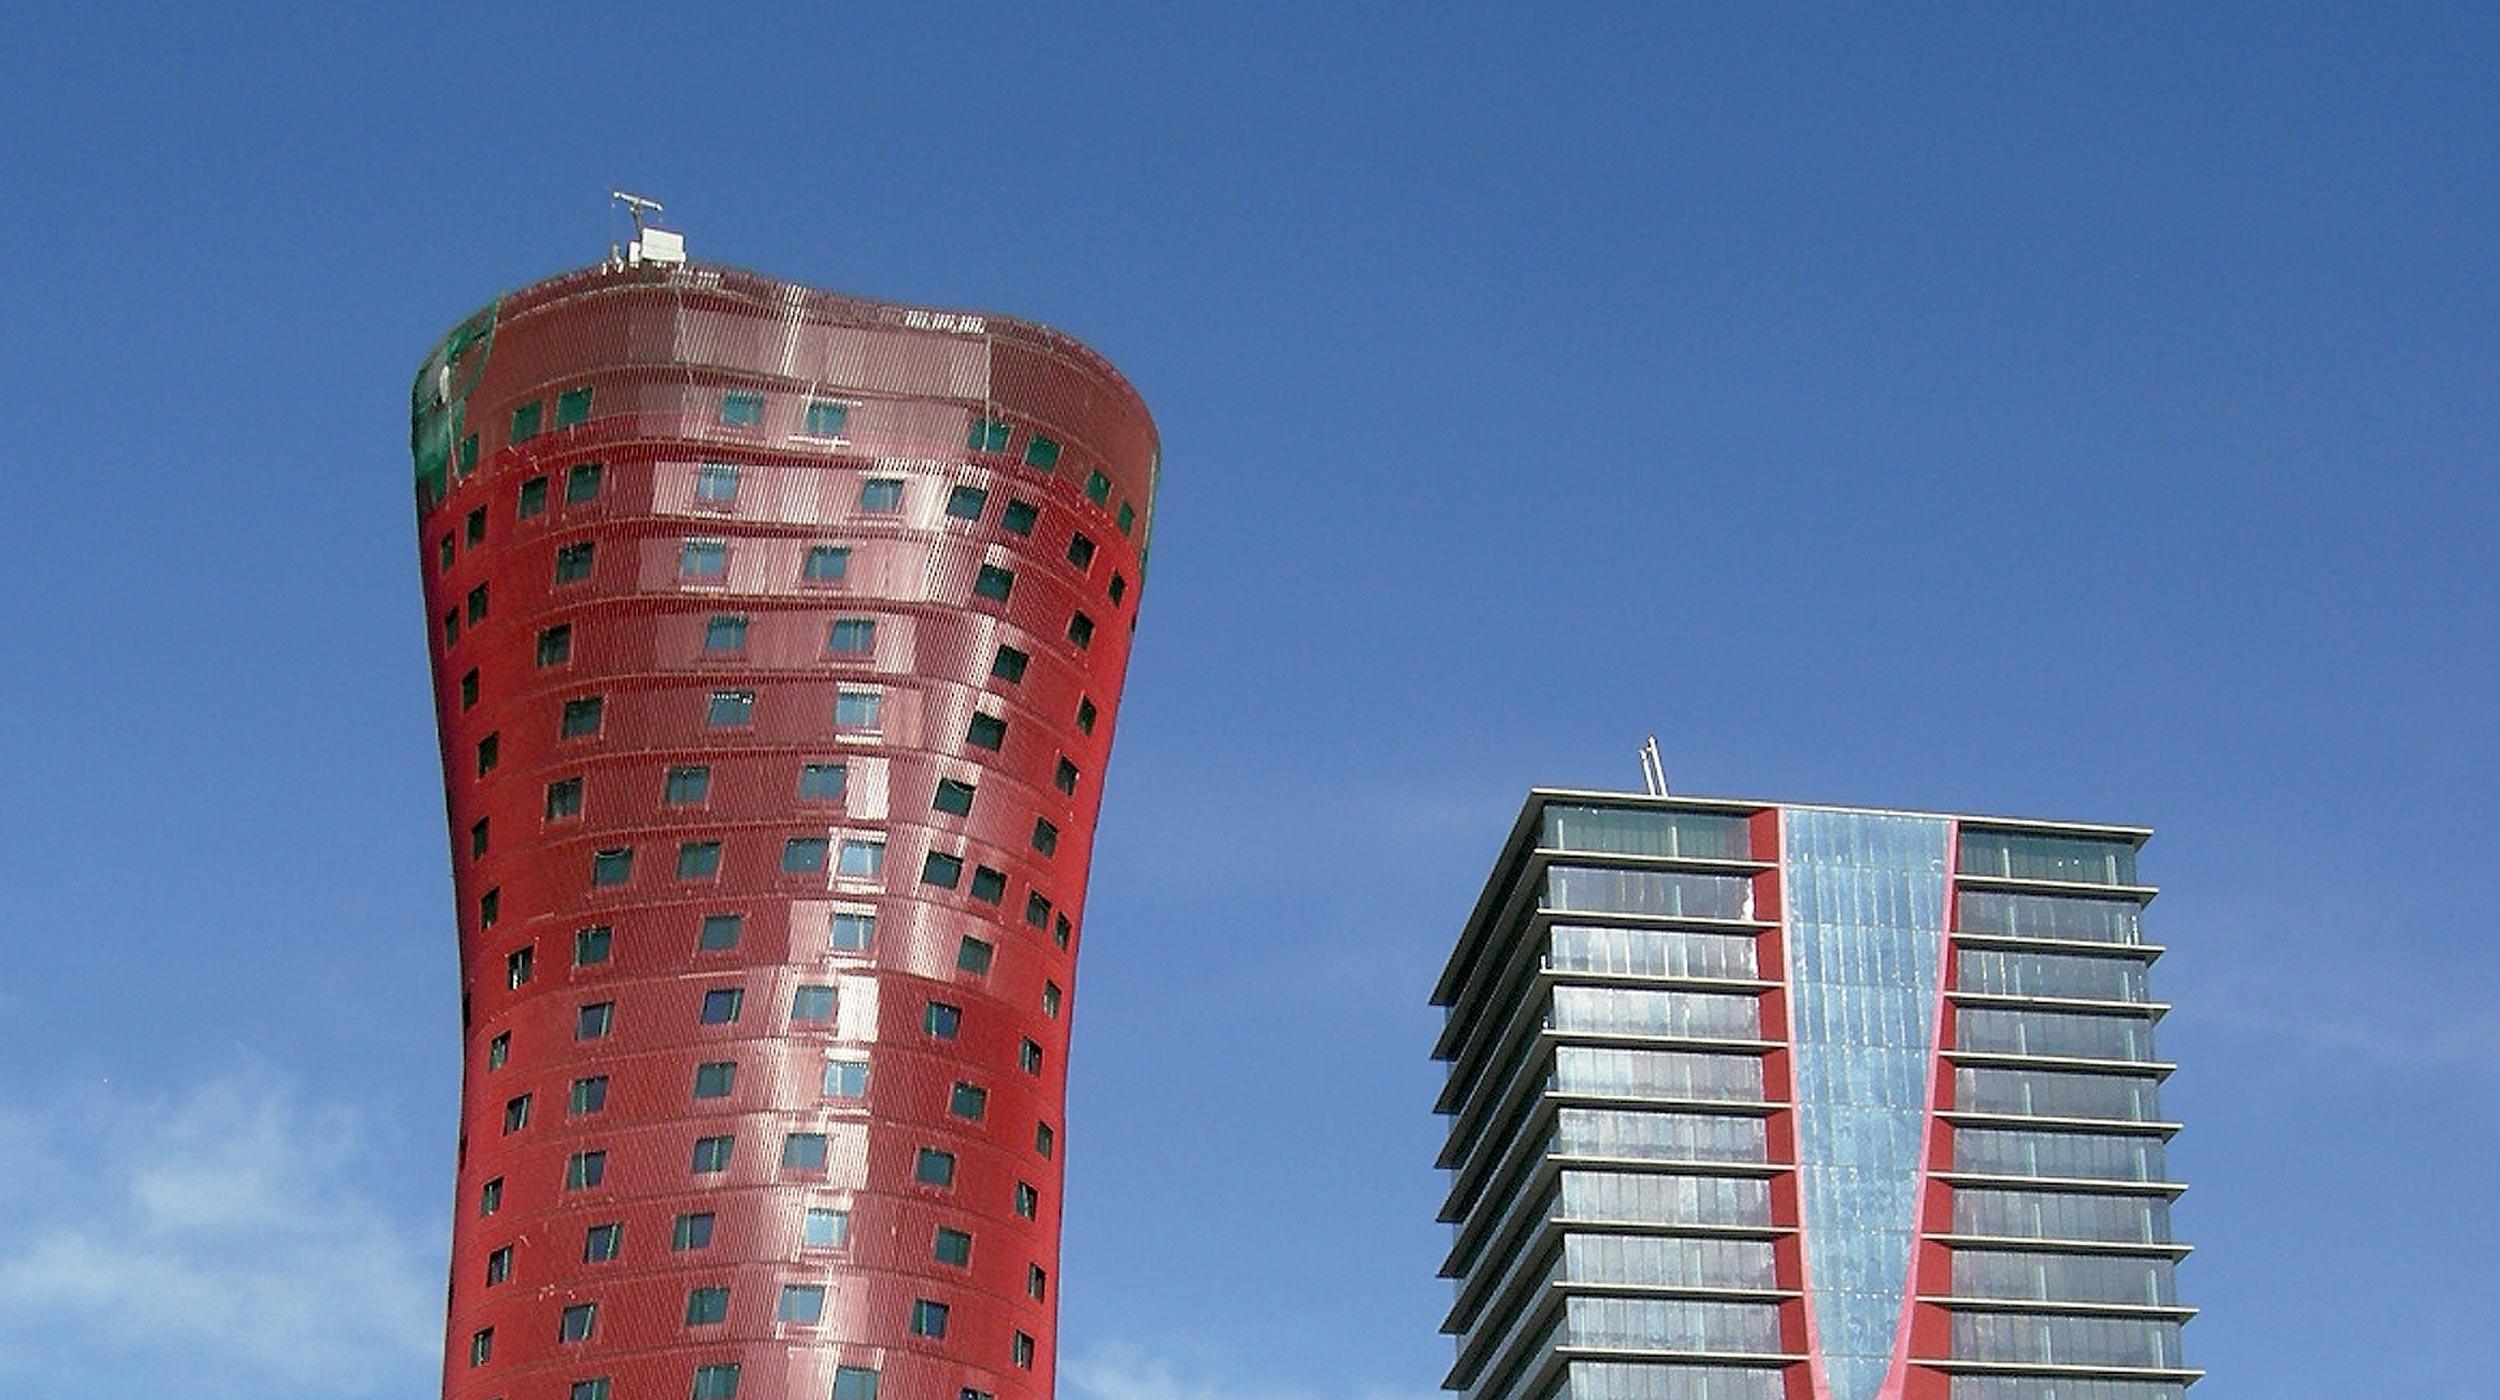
[[407, 261, 1158, 1400]]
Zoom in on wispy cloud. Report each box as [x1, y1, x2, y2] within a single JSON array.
[[1063, 1340, 1439, 1400], [0, 1065, 442, 1397]]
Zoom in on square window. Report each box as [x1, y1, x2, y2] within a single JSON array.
[[949, 1083, 988, 1121], [547, 776, 587, 820], [480, 1178, 504, 1215], [698, 912, 742, 951], [779, 1283, 826, 1324], [1118, 501, 1137, 536], [565, 462, 604, 502], [519, 476, 549, 519], [1014, 1181, 1038, 1219], [677, 841, 723, 880], [933, 778, 976, 816], [830, 912, 876, 951], [915, 1148, 956, 1188], [833, 1367, 881, 1400], [485, 1246, 512, 1285], [1021, 1038, 1044, 1075], [467, 582, 489, 623], [1027, 1264, 1048, 1300], [693, 1364, 740, 1400], [973, 564, 1013, 602], [835, 689, 881, 728], [720, 392, 764, 428], [800, 763, 847, 800], [562, 695, 605, 738], [686, 1286, 731, 1325], [956, 936, 993, 977], [694, 1062, 737, 1098], [570, 1076, 608, 1115], [555, 541, 596, 583], [537, 624, 572, 667], [695, 464, 741, 503], [1001, 499, 1039, 535], [1031, 818, 1059, 857], [560, 1302, 596, 1343], [781, 1133, 828, 1170], [512, 401, 543, 442], [909, 1299, 949, 1338], [1083, 470, 1111, 505], [500, 949, 528, 992], [967, 417, 1011, 452], [585, 1221, 623, 1261], [858, 478, 903, 512], [682, 539, 727, 576], [783, 836, 830, 873], [1014, 1331, 1036, 1369], [923, 1001, 961, 1039], [458, 668, 480, 709], [1066, 532, 1096, 569], [1109, 570, 1129, 604], [556, 385, 594, 427], [1076, 696, 1098, 733], [969, 866, 1006, 905], [836, 839, 884, 878], [479, 887, 501, 929], [1024, 892, 1052, 928], [1055, 757, 1080, 795], [673, 1212, 715, 1250], [826, 618, 876, 654], [707, 689, 756, 726], [578, 1001, 615, 1039], [792, 985, 836, 1022], [1024, 435, 1061, 469], [803, 545, 850, 581], [700, 988, 745, 1025], [824, 1059, 869, 1098], [1035, 1122, 1055, 1158], [946, 484, 988, 521], [573, 1381, 613, 1400], [991, 646, 1028, 683], [591, 847, 634, 887], [691, 1135, 734, 1173], [565, 1150, 605, 1188], [704, 615, 748, 653], [1042, 981, 1062, 1018], [1066, 611, 1095, 648], [933, 1226, 972, 1266], [503, 1094, 531, 1133], [965, 713, 1007, 751], [804, 400, 850, 437], [574, 925, 612, 966], [920, 852, 963, 889], [469, 1327, 493, 1367], [666, 764, 713, 805], [486, 1032, 509, 1069], [803, 1207, 850, 1247]]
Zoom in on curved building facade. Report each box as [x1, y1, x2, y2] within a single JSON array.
[[407, 258, 1158, 1400]]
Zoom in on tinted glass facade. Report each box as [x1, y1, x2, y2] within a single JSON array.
[[1434, 792, 2195, 1400]]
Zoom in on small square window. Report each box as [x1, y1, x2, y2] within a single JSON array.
[[565, 1149, 605, 1188], [933, 778, 976, 816], [502, 945, 530, 985], [556, 385, 594, 427], [949, 1083, 988, 1121], [1076, 696, 1099, 733], [512, 401, 544, 442], [707, 689, 755, 727], [966, 713, 1007, 750], [1066, 532, 1096, 569], [578, 1001, 615, 1039], [518, 476, 549, 519], [1031, 818, 1059, 857], [677, 841, 724, 880], [472, 818, 492, 860], [560, 1302, 596, 1343], [1043, 981, 1062, 1018], [1014, 1181, 1039, 1219], [921, 852, 963, 889], [700, 988, 745, 1025], [779, 1283, 826, 1324], [1083, 470, 1111, 505], [1118, 501, 1137, 536], [562, 695, 605, 738], [1109, 570, 1129, 604], [682, 539, 727, 576], [969, 866, 1006, 905], [686, 1285, 732, 1325], [573, 1380, 613, 1400], [1067, 611, 1095, 649], [973, 564, 1014, 602], [858, 478, 903, 512], [1035, 1121, 1055, 1158], [827, 618, 876, 654], [967, 417, 1011, 452], [1024, 891, 1052, 928], [485, 1245, 512, 1285], [792, 985, 836, 1022], [824, 1059, 869, 1098], [800, 763, 847, 800], [467, 582, 489, 623], [804, 400, 850, 437], [1027, 1264, 1048, 1300], [1014, 1331, 1036, 1369], [833, 1367, 881, 1400], [915, 1147, 956, 1187], [691, 1135, 734, 1173], [591, 847, 634, 886], [803, 1206, 850, 1247], [946, 484, 988, 521], [545, 777, 585, 822], [1055, 757, 1080, 795], [693, 1364, 741, 1400], [783, 836, 830, 873], [1002, 499, 1039, 535], [486, 1031, 509, 1069], [720, 392, 764, 428], [537, 624, 573, 667], [584, 1221, 622, 1262], [803, 545, 850, 581], [458, 669, 480, 709], [1024, 435, 1061, 469], [666, 765, 712, 805], [570, 1076, 608, 1115], [835, 689, 881, 728], [673, 1212, 716, 1250], [956, 936, 993, 977], [480, 1177, 504, 1216], [782, 1133, 829, 1170], [694, 1062, 737, 1098], [836, 839, 884, 878], [502, 1094, 531, 1133], [923, 1001, 962, 1039], [555, 541, 595, 583], [695, 464, 742, 503], [574, 925, 612, 966], [991, 646, 1029, 683], [1021, 1039, 1044, 1074], [830, 912, 876, 951], [909, 1299, 949, 1338], [934, 1226, 973, 1266], [698, 912, 742, 951], [468, 1327, 493, 1367], [565, 462, 604, 503], [704, 615, 749, 653]]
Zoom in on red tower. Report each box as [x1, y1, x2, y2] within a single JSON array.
[[407, 249, 1157, 1400]]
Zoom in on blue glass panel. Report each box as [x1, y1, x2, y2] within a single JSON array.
[[1780, 808, 1950, 1400]]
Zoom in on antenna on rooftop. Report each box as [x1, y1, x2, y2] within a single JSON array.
[[1638, 736, 1669, 797], [610, 190, 687, 269]]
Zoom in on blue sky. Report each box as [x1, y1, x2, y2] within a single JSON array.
[[2, 5, 2495, 1396]]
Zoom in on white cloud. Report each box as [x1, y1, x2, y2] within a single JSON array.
[[0, 1065, 443, 1397], [1063, 1340, 1440, 1400]]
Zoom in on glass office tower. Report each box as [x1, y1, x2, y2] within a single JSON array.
[[406, 254, 1157, 1400], [1433, 790, 2196, 1400]]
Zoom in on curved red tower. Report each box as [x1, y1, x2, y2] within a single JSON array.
[[407, 253, 1157, 1400]]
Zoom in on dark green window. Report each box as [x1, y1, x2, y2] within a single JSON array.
[[1055, 757, 1079, 795], [458, 434, 480, 474], [933, 779, 976, 816], [466, 581, 489, 622], [1024, 435, 1061, 469], [924, 1001, 961, 1038], [909, 1299, 949, 1338], [719, 391, 764, 427], [1024, 892, 1051, 929], [1109, 571, 1128, 604], [914, 1147, 955, 1186], [921, 853, 963, 889], [554, 541, 594, 583], [691, 1136, 734, 1173], [830, 912, 875, 951], [1053, 913, 1072, 949], [574, 925, 611, 965], [1084, 469, 1111, 504], [1001, 499, 1039, 535], [536, 624, 571, 667], [1031, 818, 1059, 858], [470, 818, 489, 858], [698, 913, 741, 951], [700, 988, 743, 1024], [546, 776, 583, 820], [562, 695, 604, 738], [518, 476, 548, 518], [672, 1212, 714, 1249], [1117, 501, 1137, 536], [782, 837, 829, 873], [967, 417, 1010, 452], [946, 484, 988, 520], [460, 668, 479, 709], [703, 615, 748, 653], [781, 1132, 828, 1169], [467, 506, 487, 546], [556, 386, 593, 427], [1015, 1181, 1038, 1218], [569, 1076, 608, 1115], [577, 1001, 614, 1039], [666, 765, 711, 805], [1066, 532, 1095, 570], [956, 936, 993, 977], [804, 401, 849, 436], [682, 539, 727, 576], [1067, 612, 1095, 649], [966, 713, 1007, 750], [832, 1367, 880, 1400], [694, 1062, 736, 1098], [859, 478, 903, 512], [991, 646, 1028, 683], [692, 1365, 739, 1400], [1035, 1121, 1055, 1158], [934, 1226, 973, 1265], [1076, 696, 1098, 733], [779, 1283, 826, 1323], [695, 464, 740, 502], [475, 732, 499, 775], [969, 866, 1006, 905], [438, 533, 455, 572], [827, 618, 876, 654], [583, 1223, 621, 1262], [792, 985, 835, 1021], [1021, 1038, 1044, 1074], [974, 565, 1013, 602], [685, 1285, 730, 1324], [706, 690, 754, 726], [511, 401, 542, 442], [800, 763, 846, 799], [803, 545, 849, 581], [591, 847, 633, 886], [565, 461, 603, 502]]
